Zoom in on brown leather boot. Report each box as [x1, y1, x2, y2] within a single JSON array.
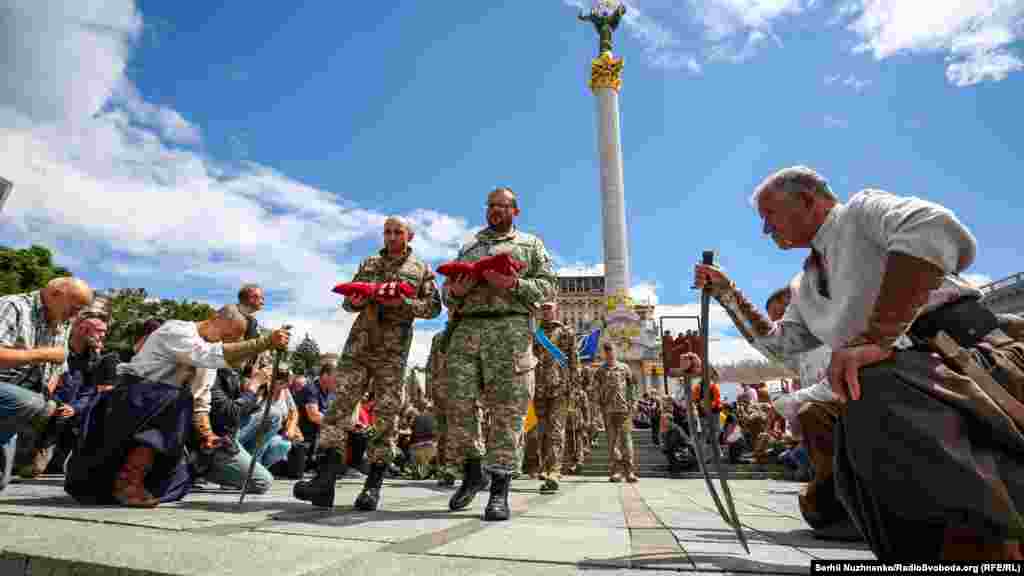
[[113, 446, 159, 508]]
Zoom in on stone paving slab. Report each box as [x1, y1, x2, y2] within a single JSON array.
[[0, 475, 872, 575]]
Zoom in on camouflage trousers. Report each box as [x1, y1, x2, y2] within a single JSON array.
[[447, 316, 535, 474], [603, 410, 635, 476], [534, 394, 567, 479], [737, 401, 771, 463], [430, 375, 454, 474], [319, 353, 404, 464], [563, 411, 587, 472]]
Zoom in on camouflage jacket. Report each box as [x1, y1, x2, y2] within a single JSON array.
[[442, 227, 556, 317], [425, 331, 447, 400], [580, 364, 597, 398], [594, 360, 637, 414], [532, 320, 579, 398], [340, 248, 441, 360]]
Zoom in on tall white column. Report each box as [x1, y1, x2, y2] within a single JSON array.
[[588, 51, 639, 362], [595, 87, 630, 298]]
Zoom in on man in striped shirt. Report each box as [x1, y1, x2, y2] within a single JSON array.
[[0, 277, 94, 491]]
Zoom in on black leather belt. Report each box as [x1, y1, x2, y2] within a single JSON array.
[[908, 297, 999, 350]]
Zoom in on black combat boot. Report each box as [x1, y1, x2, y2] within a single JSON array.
[[354, 463, 387, 511], [449, 459, 487, 511], [293, 448, 343, 507], [483, 471, 512, 521]]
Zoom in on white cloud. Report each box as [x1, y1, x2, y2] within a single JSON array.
[[0, 1, 472, 371], [557, 262, 606, 276], [622, 3, 704, 71], [825, 73, 872, 91], [709, 334, 770, 365], [691, 0, 806, 39], [563, 1, 702, 72], [962, 272, 995, 288], [111, 83, 202, 146], [562, 1, 1024, 86], [630, 281, 659, 304], [843, 0, 1024, 87], [0, 1, 142, 125]]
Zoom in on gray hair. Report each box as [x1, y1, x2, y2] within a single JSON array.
[[749, 166, 838, 208], [237, 283, 262, 303], [215, 304, 249, 328]]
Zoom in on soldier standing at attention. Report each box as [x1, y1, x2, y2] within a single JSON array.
[[426, 322, 458, 487], [532, 301, 578, 494], [294, 216, 441, 510], [444, 186, 557, 521], [594, 341, 638, 483]]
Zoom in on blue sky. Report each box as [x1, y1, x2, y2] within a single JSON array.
[[1, 1, 1021, 367]]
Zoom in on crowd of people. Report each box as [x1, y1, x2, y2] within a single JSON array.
[[2, 169, 1023, 561]]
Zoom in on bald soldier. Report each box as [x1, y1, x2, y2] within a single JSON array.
[[294, 216, 441, 510], [532, 301, 578, 494], [0, 277, 93, 492], [444, 186, 556, 521]]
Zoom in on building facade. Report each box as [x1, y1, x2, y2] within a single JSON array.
[[981, 272, 1024, 315], [556, 274, 606, 333], [555, 274, 665, 394]]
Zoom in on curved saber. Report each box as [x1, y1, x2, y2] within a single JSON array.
[[684, 377, 732, 524], [699, 250, 749, 553], [239, 326, 291, 507]]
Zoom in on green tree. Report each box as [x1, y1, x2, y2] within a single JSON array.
[[291, 333, 321, 376], [104, 288, 216, 357], [0, 245, 72, 295]]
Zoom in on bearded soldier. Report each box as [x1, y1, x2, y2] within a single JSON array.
[[443, 186, 556, 521], [532, 301, 578, 494], [294, 216, 441, 510]]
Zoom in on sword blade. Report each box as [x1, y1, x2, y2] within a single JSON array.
[[238, 349, 283, 506], [684, 378, 731, 524], [699, 251, 749, 554]]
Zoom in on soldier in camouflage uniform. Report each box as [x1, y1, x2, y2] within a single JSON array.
[[443, 186, 556, 521], [426, 324, 461, 487], [294, 216, 441, 510], [735, 383, 772, 464], [532, 301, 578, 493], [563, 373, 589, 474], [594, 341, 639, 483], [581, 360, 603, 441]]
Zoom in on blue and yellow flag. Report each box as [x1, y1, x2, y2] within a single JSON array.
[[534, 327, 568, 368]]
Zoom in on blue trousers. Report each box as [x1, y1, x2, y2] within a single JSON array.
[[0, 383, 49, 491], [239, 414, 292, 470]]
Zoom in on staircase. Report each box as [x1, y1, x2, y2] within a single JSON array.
[[575, 426, 784, 480]]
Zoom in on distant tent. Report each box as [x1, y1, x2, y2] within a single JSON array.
[[577, 328, 601, 361]]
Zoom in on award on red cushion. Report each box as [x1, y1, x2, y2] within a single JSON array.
[[331, 282, 416, 299], [436, 253, 527, 280]]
